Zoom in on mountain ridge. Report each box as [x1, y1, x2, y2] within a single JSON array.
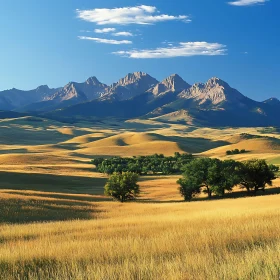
[[1, 72, 279, 127]]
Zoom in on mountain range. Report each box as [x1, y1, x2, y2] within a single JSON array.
[[1, 72, 279, 127]]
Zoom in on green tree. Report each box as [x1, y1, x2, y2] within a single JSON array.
[[104, 172, 140, 202], [177, 177, 201, 201], [238, 159, 278, 194], [92, 158, 104, 168], [181, 158, 241, 198], [208, 160, 241, 196], [182, 158, 215, 198], [269, 164, 280, 174], [233, 149, 240, 154]]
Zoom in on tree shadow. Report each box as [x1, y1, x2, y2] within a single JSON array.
[[136, 186, 280, 204], [2, 190, 111, 203], [173, 136, 229, 153], [0, 170, 111, 224], [136, 198, 184, 204], [0, 196, 103, 224], [192, 186, 280, 202], [0, 171, 107, 195]]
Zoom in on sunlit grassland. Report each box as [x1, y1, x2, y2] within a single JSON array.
[[0, 173, 280, 280], [1, 191, 280, 280], [0, 118, 280, 279]]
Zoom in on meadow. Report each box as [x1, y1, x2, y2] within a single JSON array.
[[0, 116, 280, 279]]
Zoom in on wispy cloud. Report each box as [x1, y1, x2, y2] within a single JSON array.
[[76, 5, 190, 25], [228, 0, 268, 6], [78, 36, 132, 45], [114, 42, 227, 59], [94, 28, 116, 33], [113, 32, 134, 37]]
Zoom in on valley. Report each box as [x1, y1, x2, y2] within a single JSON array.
[[2, 0, 279, 278], [0, 113, 279, 280]]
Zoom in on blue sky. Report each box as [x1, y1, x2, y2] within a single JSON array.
[[0, 0, 279, 101]]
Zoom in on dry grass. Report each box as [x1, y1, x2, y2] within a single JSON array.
[[1, 192, 280, 279], [0, 117, 280, 279]]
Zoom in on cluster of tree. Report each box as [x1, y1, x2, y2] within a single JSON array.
[[177, 158, 279, 201], [226, 149, 247, 155], [103, 158, 278, 203], [92, 153, 193, 175]]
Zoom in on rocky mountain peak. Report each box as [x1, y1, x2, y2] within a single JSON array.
[[102, 72, 159, 101], [161, 74, 190, 91], [116, 72, 158, 87], [150, 74, 190, 96], [86, 76, 103, 86], [35, 85, 50, 92], [191, 83, 205, 90], [179, 78, 245, 106], [263, 97, 280, 109], [46, 82, 87, 103], [264, 97, 280, 103], [206, 77, 229, 88]]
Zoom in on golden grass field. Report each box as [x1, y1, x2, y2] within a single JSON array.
[[0, 116, 280, 279]]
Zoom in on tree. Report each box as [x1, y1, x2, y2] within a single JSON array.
[[180, 158, 242, 199], [177, 177, 201, 201], [233, 149, 240, 154], [182, 158, 216, 198], [208, 160, 241, 196], [92, 158, 104, 168], [104, 172, 140, 202], [269, 164, 279, 174], [238, 159, 278, 194]]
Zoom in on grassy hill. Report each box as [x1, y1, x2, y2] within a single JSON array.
[[0, 117, 279, 279], [1, 184, 280, 279]]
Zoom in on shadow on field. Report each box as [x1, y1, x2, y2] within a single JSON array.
[[0, 196, 103, 224], [192, 186, 280, 202], [0, 148, 29, 154], [137, 186, 280, 204], [0, 171, 110, 224], [0, 171, 107, 195], [3, 191, 110, 202], [138, 198, 184, 204], [175, 136, 229, 153]]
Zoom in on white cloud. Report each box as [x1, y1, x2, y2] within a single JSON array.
[[228, 0, 268, 6], [114, 42, 227, 59], [94, 28, 116, 33], [78, 36, 132, 45], [76, 5, 190, 25], [113, 32, 134, 37]]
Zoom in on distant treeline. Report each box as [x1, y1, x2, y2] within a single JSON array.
[[92, 153, 194, 175], [226, 149, 247, 155]]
